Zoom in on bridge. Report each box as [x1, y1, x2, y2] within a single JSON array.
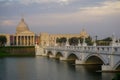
[[35, 36, 120, 71]]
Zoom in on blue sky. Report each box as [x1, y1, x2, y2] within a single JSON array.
[[0, 0, 120, 39]]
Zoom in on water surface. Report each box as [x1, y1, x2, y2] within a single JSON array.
[[0, 57, 117, 80]]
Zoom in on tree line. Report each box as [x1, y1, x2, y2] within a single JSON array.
[[56, 36, 114, 46], [56, 36, 93, 46], [0, 36, 7, 47]]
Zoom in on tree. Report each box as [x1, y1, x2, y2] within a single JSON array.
[[61, 37, 67, 43], [69, 37, 78, 46], [56, 37, 67, 46], [85, 36, 93, 45], [78, 37, 83, 43], [97, 37, 112, 46], [78, 36, 93, 46], [0, 36, 7, 47], [102, 37, 112, 41]]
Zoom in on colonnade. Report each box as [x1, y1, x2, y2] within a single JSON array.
[[12, 35, 35, 46]]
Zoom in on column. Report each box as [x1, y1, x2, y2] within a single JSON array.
[[16, 36, 18, 46], [18, 36, 20, 46], [28, 36, 30, 46], [21, 36, 23, 46], [31, 36, 33, 46], [25, 36, 26, 46], [33, 36, 35, 45], [20, 36, 21, 46], [27, 36, 28, 46], [18, 36, 20, 45], [31, 36, 33, 45], [13, 36, 14, 45], [23, 36, 25, 46], [30, 36, 32, 46], [21, 36, 22, 46], [22, 36, 23, 46]]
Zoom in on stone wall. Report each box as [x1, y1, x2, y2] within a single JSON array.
[[0, 46, 35, 56]]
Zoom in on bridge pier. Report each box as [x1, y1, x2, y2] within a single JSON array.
[[49, 50, 57, 58], [75, 60, 84, 64], [42, 53, 48, 56], [102, 65, 113, 71], [59, 52, 69, 61], [35, 45, 43, 56], [49, 55, 56, 58], [60, 57, 67, 61]]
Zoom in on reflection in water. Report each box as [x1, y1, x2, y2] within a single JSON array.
[[0, 59, 6, 80], [0, 57, 118, 80]]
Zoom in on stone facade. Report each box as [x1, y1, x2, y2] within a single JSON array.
[[0, 18, 35, 46], [0, 18, 89, 46], [12, 18, 35, 46], [39, 29, 89, 46]]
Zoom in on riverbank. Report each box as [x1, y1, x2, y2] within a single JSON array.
[[0, 46, 35, 57]]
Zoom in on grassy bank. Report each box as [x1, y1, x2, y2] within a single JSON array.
[[0, 46, 35, 57]]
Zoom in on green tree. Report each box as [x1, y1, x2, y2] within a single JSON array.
[[69, 37, 78, 46], [61, 37, 67, 43], [0, 36, 7, 47], [78, 36, 93, 46], [56, 37, 67, 46], [102, 37, 112, 41], [97, 37, 112, 46], [78, 37, 83, 43], [85, 36, 93, 45]]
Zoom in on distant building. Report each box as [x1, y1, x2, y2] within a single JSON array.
[[39, 29, 89, 46], [0, 18, 35, 46], [11, 18, 35, 46], [0, 18, 89, 46]]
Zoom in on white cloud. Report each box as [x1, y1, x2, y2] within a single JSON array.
[[17, 0, 73, 5], [0, 20, 15, 26], [0, 0, 74, 5], [80, 1, 120, 16], [26, 1, 120, 27]]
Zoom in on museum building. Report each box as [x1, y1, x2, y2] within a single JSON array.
[[0, 18, 89, 46]]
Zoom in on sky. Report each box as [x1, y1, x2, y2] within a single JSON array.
[[0, 0, 120, 39]]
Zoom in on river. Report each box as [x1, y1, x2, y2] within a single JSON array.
[[0, 56, 118, 80]]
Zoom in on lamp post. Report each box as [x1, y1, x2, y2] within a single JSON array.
[[95, 35, 98, 43]]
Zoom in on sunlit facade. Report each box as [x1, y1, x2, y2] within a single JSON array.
[[39, 29, 89, 46], [0, 18, 89, 46]]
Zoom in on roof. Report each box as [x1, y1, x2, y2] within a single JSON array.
[[16, 18, 30, 33]]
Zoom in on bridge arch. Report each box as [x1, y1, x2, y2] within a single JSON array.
[[67, 53, 79, 61], [55, 52, 63, 59], [84, 54, 106, 65], [113, 61, 120, 70], [47, 51, 53, 57]]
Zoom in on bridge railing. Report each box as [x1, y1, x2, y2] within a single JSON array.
[[45, 46, 120, 54]]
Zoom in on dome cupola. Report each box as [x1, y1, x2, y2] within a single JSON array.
[[16, 18, 29, 33]]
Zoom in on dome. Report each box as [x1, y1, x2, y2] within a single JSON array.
[[80, 29, 89, 38], [16, 18, 29, 33]]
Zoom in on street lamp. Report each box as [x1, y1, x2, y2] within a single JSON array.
[[95, 35, 98, 43]]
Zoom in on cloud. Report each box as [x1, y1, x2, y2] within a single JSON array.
[[0, 20, 15, 26], [80, 1, 120, 16], [0, 0, 120, 37], [8, 0, 74, 5], [26, 1, 120, 26]]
